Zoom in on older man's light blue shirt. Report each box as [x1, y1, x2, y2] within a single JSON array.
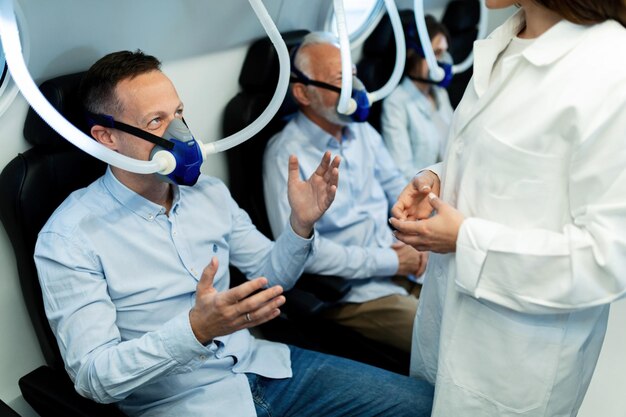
[[263, 112, 408, 303], [34, 168, 314, 417]]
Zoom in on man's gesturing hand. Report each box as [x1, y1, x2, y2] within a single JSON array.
[[189, 257, 286, 345]]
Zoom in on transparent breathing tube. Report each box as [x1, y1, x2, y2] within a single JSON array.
[[333, 0, 355, 115], [367, 0, 405, 103], [452, 0, 488, 74], [413, 0, 445, 82], [204, 0, 289, 155], [415, 0, 489, 76], [0, 0, 165, 174], [0, 0, 290, 172]]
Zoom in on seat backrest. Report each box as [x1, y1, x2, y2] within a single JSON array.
[[0, 72, 106, 370], [223, 30, 308, 239], [441, 0, 480, 107]]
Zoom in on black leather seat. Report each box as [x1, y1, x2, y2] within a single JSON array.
[[442, 0, 481, 107], [0, 72, 125, 417], [223, 31, 410, 374], [0, 400, 21, 417]]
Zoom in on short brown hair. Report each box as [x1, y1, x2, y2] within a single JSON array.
[[79, 50, 161, 116], [535, 0, 626, 27]]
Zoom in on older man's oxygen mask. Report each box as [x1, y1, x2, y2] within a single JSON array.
[[86, 113, 204, 186], [290, 45, 371, 123]]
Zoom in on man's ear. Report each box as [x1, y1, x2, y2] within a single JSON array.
[[291, 84, 311, 107], [90, 125, 118, 151]]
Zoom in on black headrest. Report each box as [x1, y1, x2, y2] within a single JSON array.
[[442, 0, 480, 33], [239, 30, 309, 93], [23, 72, 89, 148]]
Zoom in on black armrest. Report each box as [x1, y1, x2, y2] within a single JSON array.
[[0, 399, 21, 417], [281, 287, 327, 318], [19, 366, 127, 417], [295, 273, 351, 302]]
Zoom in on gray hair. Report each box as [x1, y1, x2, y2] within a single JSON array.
[[294, 31, 340, 77]]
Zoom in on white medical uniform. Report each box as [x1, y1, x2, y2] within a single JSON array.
[[411, 11, 626, 417]]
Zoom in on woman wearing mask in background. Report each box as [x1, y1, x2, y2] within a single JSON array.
[[389, 1, 626, 416], [380, 15, 454, 181]]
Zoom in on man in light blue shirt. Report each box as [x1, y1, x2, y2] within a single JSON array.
[[34, 50, 434, 416], [263, 33, 428, 353]]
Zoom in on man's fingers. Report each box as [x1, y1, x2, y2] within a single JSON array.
[[391, 241, 405, 249], [287, 154, 300, 185], [224, 277, 270, 304], [313, 151, 332, 177], [240, 294, 286, 326], [197, 257, 218, 293]]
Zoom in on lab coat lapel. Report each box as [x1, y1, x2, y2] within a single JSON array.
[[453, 11, 525, 136]]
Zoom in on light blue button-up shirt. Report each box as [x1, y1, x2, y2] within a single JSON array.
[[263, 112, 408, 303], [34, 168, 315, 417]]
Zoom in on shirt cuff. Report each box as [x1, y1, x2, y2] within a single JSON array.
[[161, 311, 217, 372], [455, 217, 503, 296], [375, 248, 399, 277]]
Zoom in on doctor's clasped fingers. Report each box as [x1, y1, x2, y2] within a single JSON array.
[[390, 193, 464, 254], [391, 170, 441, 221]]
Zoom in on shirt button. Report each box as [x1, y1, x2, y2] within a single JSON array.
[[148, 214, 154, 220], [199, 355, 206, 361], [172, 231, 177, 236]]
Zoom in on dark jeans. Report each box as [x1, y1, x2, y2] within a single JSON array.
[[247, 345, 433, 416]]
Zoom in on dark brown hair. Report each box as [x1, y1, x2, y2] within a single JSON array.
[[405, 15, 451, 72], [79, 49, 161, 116], [535, 0, 626, 27]]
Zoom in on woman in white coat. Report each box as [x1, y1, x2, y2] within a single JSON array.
[[389, 0, 626, 416]]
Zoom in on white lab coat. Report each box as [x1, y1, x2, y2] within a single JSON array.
[[411, 11, 626, 417]]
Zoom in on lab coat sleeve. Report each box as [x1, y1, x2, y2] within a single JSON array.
[[455, 93, 626, 314], [263, 147, 399, 279], [381, 93, 416, 181], [35, 234, 215, 404]]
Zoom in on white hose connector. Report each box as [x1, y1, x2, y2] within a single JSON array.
[[367, 0, 405, 103], [205, 0, 290, 155], [413, 0, 444, 82], [333, 0, 355, 115], [0, 0, 164, 174], [452, 0, 489, 74]]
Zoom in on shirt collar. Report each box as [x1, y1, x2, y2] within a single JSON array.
[[402, 77, 441, 113], [102, 166, 180, 221], [295, 111, 356, 152]]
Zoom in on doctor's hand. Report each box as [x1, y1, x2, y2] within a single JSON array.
[[189, 257, 285, 345], [288, 151, 340, 238], [392, 241, 429, 277], [390, 193, 464, 254], [392, 170, 441, 221]]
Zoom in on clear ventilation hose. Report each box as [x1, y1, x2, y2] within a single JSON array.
[[204, 0, 289, 155], [0, 0, 290, 171], [452, 0, 488, 74], [333, 0, 355, 115], [414, 0, 489, 77], [367, 0, 405, 103]]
